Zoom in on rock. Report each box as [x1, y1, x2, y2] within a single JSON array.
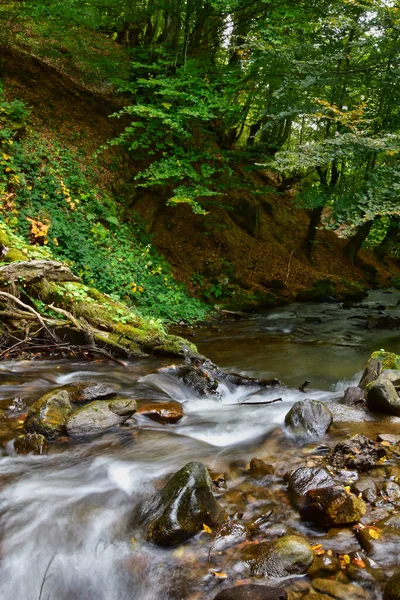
[[136, 400, 183, 424], [377, 433, 400, 445], [326, 403, 374, 424], [245, 535, 313, 578], [357, 524, 400, 567], [66, 398, 136, 436], [284, 399, 332, 438], [213, 585, 288, 600], [6, 396, 27, 414], [285, 467, 335, 506], [14, 433, 49, 455], [67, 381, 116, 403], [381, 370, 400, 389], [367, 377, 400, 416], [211, 520, 249, 551], [382, 481, 400, 503], [249, 458, 275, 479], [367, 315, 400, 330], [24, 390, 72, 439], [141, 461, 225, 546], [351, 477, 377, 503], [342, 387, 365, 407], [312, 578, 365, 600], [300, 486, 366, 526], [177, 365, 219, 396], [330, 435, 386, 471], [359, 357, 381, 389], [385, 571, 400, 600]]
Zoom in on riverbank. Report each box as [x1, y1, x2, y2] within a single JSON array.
[[0, 293, 399, 599]]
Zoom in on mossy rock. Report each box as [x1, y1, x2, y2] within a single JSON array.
[[385, 571, 400, 600], [66, 398, 137, 436], [14, 433, 49, 455], [4, 248, 28, 262], [245, 534, 314, 578], [359, 350, 400, 389], [296, 279, 337, 302], [24, 389, 72, 439]]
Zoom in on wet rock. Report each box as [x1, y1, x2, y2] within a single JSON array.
[[249, 458, 275, 479], [351, 478, 377, 504], [246, 535, 313, 578], [213, 585, 287, 600], [68, 381, 116, 403], [382, 481, 400, 503], [359, 357, 381, 389], [300, 486, 366, 526], [385, 571, 400, 600], [378, 433, 400, 445], [342, 387, 365, 407], [367, 315, 400, 330], [330, 435, 386, 471], [284, 399, 332, 438], [14, 433, 49, 455], [285, 467, 335, 507], [142, 461, 225, 546], [66, 398, 136, 436], [177, 365, 219, 396], [381, 514, 400, 529], [211, 520, 249, 551], [24, 390, 72, 439], [312, 578, 365, 600], [367, 377, 400, 416], [136, 400, 183, 424], [326, 403, 374, 424], [337, 469, 358, 485]]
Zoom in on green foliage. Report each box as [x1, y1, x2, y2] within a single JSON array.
[[0, 93, 208, 323]]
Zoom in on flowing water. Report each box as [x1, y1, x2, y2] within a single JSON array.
[[0, 290, 399, 600]]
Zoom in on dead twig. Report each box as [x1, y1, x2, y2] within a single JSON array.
[[38, 553, 56, 600], [226, 397, 282, 406], [285, 249, 295, 285], [0, 291, 58, 342]]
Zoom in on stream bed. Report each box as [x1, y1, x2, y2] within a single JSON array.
[[0, 290, 400, 600]]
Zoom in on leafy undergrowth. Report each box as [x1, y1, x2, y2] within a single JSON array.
[[0, 92, 208, 324]]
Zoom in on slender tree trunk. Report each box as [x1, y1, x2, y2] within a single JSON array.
[[305, 206, 323, 259], [346, 220, 374, 264], [375, 217, 400, 261]]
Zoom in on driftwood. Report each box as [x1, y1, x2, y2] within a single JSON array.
[[0, 260, 80, 285]]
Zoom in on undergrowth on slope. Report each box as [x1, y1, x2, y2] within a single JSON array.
[[0, 91, 208, 323]]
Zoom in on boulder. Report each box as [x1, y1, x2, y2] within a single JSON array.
[[381, 370, 400, 389], [300, 486, 366, 526], [385, 571, 400, 600], [329, 435, 386, 471], [141, 461, 225, 546], [67, 381, 116, 403], [359, 357, 381, 389], [285, 467, 335, 507], [136, 400, 183, 424], [14, 433, 49, 455], [377, 433, 400, 445], [24, 389, 72, 439], [284, 399, 332, 438], [213, 586, 288, 600], [66, 398, 136, 436], [351, 477, 377, 504], [367, 377, 400, 416], [342, 387, 365, 407], [246, 535, 313, 578]]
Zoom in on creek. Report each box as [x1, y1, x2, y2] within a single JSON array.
[[0, 289, 399, 600]]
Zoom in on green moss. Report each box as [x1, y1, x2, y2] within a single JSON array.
[[371, 350, 400, 371], [5, 248, 28, 262]]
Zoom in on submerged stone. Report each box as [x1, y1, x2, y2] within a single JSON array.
[[211, 520, 249, 551], [141, 461, 225, 546], [24, 389, 72, 439], [249, 458, 275, 479], [246, 534, 313, 578], [312, 578, 365, 600], [284, 399, 332, 438], [66, 398, 136, 436], [213, 585, 288, 600], [14, 433, 49, 455], [367, 377, 400, 416]]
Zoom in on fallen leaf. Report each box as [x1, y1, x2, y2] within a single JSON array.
[[351, 558, 366, 568], [202, 523, 212, 534]]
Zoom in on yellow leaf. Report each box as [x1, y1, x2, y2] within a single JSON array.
[[212, 571, 227, 579], [202, 523, 212, 534], [368, 528, 380, 540]]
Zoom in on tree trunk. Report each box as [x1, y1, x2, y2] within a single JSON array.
[[346, 220, 374, 264], [375, 217, 400, 261], [305, 206, 323, 259]]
